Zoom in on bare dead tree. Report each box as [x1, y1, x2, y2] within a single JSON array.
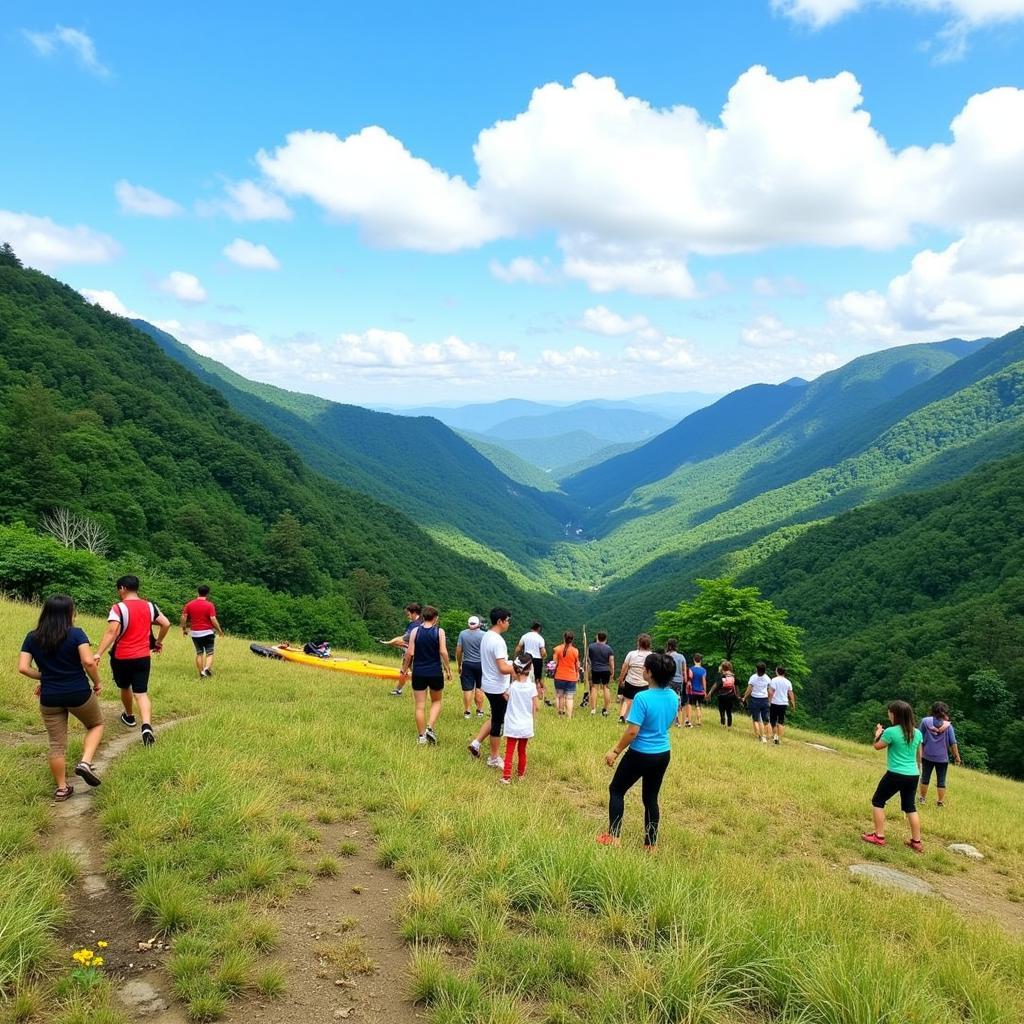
[[40, 508, 109, 556]]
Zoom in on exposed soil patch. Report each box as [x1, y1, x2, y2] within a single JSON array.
[[223, 819, 422, 1024]]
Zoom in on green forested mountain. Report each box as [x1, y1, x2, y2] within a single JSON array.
[[134, 320, 573, 565], [746, 451, 1024, 777], [0, 262, 574, 631]]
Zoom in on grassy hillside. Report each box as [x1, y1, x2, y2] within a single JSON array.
[[135, 320, 573, 566], [0, 264, 575, 631], [3, 599, 1023, 1023], [746, 450, 1024, 777], [456, 432, 562, 492]]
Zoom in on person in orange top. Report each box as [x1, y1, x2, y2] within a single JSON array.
[[553, 630, 581, 719]]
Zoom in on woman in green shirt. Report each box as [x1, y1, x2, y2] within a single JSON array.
[[862, 700, 924, 853]]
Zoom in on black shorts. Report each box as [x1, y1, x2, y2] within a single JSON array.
[[485, 691, 508, 737], [460, 662, 482, 692], [872, 771, 919, 814], [412, 674, 444, 692], [191, 634, 215, 654], [687, 693, 706, 706], [620, 681, 648, 701], [532, 658, 544, 683], [921, 758, 948, 788], [111, 656, 151, 694], [769, 704, 787, 725], [591, 670, 611, 685], [749, 697, 770, 723]]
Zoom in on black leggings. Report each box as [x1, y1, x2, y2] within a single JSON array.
[[718, 694, 736, 726], [608, 749, 671, 846]]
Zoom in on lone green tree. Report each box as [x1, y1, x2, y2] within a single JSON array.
[[654, 577, 809, 679], [0, 242, 22, 268]]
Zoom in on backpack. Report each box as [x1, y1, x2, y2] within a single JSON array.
[[111, 600, 159, 657]]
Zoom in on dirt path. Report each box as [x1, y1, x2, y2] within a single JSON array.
[[46, 713, 420, 1022], [223, 818, 422, 1024]]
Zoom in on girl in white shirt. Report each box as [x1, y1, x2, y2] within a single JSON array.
[[500, 655, 538, 784]]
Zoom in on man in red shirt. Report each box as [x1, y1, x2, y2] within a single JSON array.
[[94, 575, 170, 746], [180, 585, 224, 679]]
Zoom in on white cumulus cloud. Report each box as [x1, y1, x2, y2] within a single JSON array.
[[489, 256, 554, 284], [24, 26, 109, 76], [159, 271, 207, 304], [222, 238, 281, 270], [80, 289, 132, 317], [0, 211, 120, 270], [198, 180, 293, 222], [575, 305, 652, 337], [115, 180, 182, 218]]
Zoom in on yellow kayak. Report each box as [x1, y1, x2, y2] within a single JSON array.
[[250, 643, 401, 681]]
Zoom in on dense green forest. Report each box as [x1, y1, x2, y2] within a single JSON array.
[[0, 259, 575, 640], [746, 451, 1024, 777], [135, 320, 574, 566]]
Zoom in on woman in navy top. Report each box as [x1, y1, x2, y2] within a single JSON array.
[[18, 595, 105, 800], [399, 605, 452, 745], [598, 652, 679, 850]]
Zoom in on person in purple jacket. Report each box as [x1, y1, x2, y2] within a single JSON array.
[[917, 701, 962, 808]]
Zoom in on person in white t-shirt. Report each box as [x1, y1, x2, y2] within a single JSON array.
[[768, 666, 796, 745], [468, 608, 515, 768], [742, 661, 773, 743], [616, 633, 652, 724], [500, 655, 538, 785], [514, 622, 548, 705]]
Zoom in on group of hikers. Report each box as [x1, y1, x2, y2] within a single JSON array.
[[19, 589, 961, 852], [17, 578, 222, 800]]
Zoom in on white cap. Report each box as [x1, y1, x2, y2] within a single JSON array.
[[468, 615, 480, 627]]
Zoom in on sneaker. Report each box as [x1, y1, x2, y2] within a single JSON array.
[[463, 710, 471, 719], [204, 668, 213, 678], [905, 838, 924, 854], [760, 736, 768, 744], [486, 756, 503, 768], [773, 737, 780, 745], [389, 688, 404, 696], [917, 795, 926, 804], [861, 832, 886, 847], [601, 709, 608, 718], [684, 721, 692, 728], [596, 833, 620, 847], [417, 735, 428, 745], [618, 716, 625, 724], [544, 699, 554, 707], [498, 777, 511, 786], [141, 725, 155, 747], [425, 727, 437, 745], [120, 712, 137, 728], [936, 801, 944, 808], [476, 709, 485, 717], [468, 741, 481, 759]]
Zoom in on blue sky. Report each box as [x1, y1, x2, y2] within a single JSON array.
[[2, 1, 1023, 405]]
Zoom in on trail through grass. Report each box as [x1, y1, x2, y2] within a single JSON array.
[[2, 598, 1023, 1023]]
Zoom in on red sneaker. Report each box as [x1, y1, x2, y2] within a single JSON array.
[[861, 832, 887, 847], [905, 839, 924, 854], [596, 833, 620, 847]]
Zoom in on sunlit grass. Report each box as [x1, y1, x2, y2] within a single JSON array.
[[2, 597, 1024, 1022]]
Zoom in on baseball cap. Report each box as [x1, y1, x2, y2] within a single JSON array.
[[468, 615, 480, 627]]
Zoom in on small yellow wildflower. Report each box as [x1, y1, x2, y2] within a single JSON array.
[[97, 940, 108, 948], [93, 957, 104, 967]]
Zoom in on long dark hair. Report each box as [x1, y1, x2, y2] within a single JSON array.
[[34, 594, 76, 653], [560, 630, 575, 654], [888, 700, 916, 744]]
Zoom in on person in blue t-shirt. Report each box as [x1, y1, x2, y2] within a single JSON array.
[[917, 701, 962, 807], [598, 652, 679, 850]]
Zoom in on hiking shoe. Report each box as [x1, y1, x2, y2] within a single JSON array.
[[74, 762, 101, 787], [425, 727, 437, 745], [486, 756, 503, 768], [417, 735, 428, 745], [861, 832, 886, 847], [389, 688, 404, 696], [463, 710, 471, 719], [141, 725, 155, 747], [120, 712, 137, 728], [468, 741, 481, 759]]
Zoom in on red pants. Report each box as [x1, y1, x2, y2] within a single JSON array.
[[503, 737, 529, 779]]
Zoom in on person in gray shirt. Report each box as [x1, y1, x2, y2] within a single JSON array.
[[456, 615, 486, 720]]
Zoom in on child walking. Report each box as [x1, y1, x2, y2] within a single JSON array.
[[862, 700, 924, 853], [501, 655, 538, 784]]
